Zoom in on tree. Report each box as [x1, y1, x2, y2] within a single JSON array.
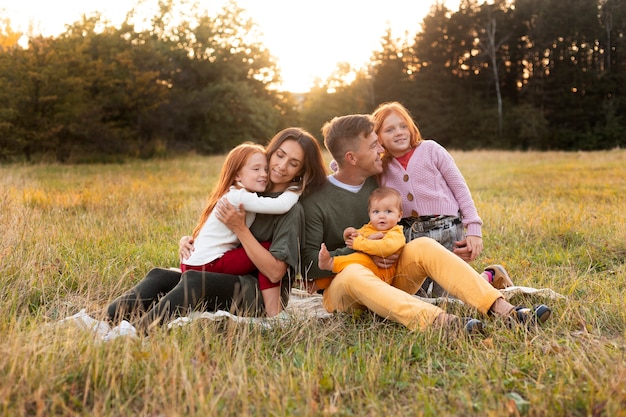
[[0, 0, 289, 161], [300, 63, 373, 140], [369, 27, 413, 106], [409, 1, 495, 148], [148, 0, 284, 152], [473, 0, 514, 138], [0, 17, 22, 51]]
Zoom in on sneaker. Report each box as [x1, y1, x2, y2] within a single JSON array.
[[484, 264, 514, 289], [462, 318, 486, 335], [59, 308, 111, 338], [103, 320, 138, 341], [510, 304, 552, 326]]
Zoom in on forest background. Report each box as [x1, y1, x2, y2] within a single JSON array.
[[1, 1, 625, 414], [0, 0, 625, 163]]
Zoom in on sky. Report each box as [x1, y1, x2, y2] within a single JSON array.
[[3, 0, 461, 92]]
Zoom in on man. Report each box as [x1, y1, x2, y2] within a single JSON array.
[[300, 114, 550, 332]]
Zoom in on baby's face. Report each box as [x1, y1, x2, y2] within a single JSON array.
[[368, 196, 402, 231]]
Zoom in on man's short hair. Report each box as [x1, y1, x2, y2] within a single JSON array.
[[322, 114, 375, 164]]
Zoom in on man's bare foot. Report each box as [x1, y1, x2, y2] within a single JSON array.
[[432, 312, 459, 328], [318, 243, 334, 271], [489, 297, 517, 317], [433, 312, 485, 335]]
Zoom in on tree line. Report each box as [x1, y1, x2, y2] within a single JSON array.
[[304, 0, 626, 151], [0, 0, 624, 163]]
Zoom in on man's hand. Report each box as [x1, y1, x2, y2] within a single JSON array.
[[371, 252, 399, 269]]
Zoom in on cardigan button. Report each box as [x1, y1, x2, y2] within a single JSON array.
[[411, 210, 418, 217], [403, 174, 409, 182], [407, 193, 414, 201]]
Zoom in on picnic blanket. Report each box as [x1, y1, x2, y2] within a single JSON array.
[[58, 286, 566, 341], [287, 285, 565, 314]]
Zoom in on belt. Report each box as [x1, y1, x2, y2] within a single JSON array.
[[402, 215, 462, 233]]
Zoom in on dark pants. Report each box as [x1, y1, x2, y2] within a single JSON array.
[[106, 268, 267, 331]]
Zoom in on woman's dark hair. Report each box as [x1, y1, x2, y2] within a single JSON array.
[[265, 127, 328, 196]]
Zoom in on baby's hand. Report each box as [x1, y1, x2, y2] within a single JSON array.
[[367, 232, 384, 240], [343, 227, 358, 241]]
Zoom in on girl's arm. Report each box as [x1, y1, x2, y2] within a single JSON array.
[[433, 144, 483, 236], [233, 189, 300, 215], [215, 198, 287, 283]]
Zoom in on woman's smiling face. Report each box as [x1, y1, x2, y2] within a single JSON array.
[[267, 139, 304, 191]]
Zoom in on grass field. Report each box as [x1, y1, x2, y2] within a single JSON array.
[[1, 150, 625, 416]]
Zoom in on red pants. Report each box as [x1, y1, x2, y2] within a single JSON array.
[[181, 242, 279, 290]]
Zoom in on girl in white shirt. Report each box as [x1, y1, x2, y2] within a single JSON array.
[[182, 142, 300, 315]]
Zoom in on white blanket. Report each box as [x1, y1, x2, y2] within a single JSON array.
[[58, 286, 566, 340]]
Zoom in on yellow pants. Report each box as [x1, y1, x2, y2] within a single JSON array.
[[322, 237, 503, 331], [332, 252, 396, 283]]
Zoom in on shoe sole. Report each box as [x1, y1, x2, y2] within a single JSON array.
[[535, 305, 552, 324]]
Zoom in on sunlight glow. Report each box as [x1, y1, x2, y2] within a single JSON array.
[[4, 0, 460, 93]]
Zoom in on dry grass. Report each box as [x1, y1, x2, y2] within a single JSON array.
[[1, 150, 625, 416]]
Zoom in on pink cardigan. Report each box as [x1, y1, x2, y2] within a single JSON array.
[[380, 140, 483, 237]]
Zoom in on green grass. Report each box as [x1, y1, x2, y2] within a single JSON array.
[[1, 151, 625, 416]]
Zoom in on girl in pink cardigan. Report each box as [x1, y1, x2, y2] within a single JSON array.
[[372, 102, 513, 295]]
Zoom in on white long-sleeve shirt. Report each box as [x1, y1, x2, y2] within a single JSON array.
[[184, 186, 300, 266]]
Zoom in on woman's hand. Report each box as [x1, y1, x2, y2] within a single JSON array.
[[215, 196, 287, 283], [179, 235, 194, 263], [215, 196, 247, 233]]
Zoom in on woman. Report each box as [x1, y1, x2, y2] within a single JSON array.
[[106, 127, 328, 332]]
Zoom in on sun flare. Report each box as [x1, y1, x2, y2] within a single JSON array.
[[4, 0, 460, 93]]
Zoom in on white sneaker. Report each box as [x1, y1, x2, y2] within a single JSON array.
[[167, 316, 192, 329], [103, 320, 138, 341], [59, 308, 111, 338]]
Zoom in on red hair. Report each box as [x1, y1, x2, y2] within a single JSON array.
[[192, 142, 266, 239], [372, 102, 423, 165]]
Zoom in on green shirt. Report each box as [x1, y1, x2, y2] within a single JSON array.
[[245, 197, 305, 310], [300, 176, 378, 280], [250, 202, 304, 272]]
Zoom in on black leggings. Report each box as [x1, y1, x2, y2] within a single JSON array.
[[106, 268, 265, 331]]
